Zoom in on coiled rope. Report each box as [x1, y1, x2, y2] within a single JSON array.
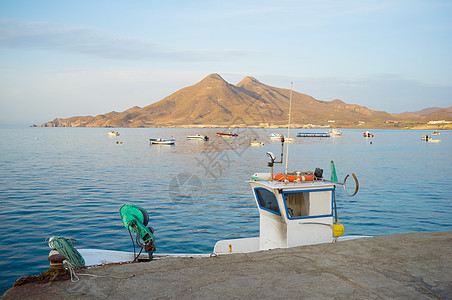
[[46, 236, 85, 268]]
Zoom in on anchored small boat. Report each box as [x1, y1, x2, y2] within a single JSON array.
[[217, 131, 238, 137], [432, 132, 440, 135], [268, 133, 283, 139], [329, 129, 342, 136], [363, 131, 374, 137], [297, 132, 330, 137], [187, 134, 209, 141], [149, 138, 175, 145], [250, 141, 264, 146], [422, 135, 441, 143], [108, 131, 120, 136]]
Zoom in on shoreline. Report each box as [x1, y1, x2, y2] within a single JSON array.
[[3, 231, 451, 299], [31, 124, 452, 130]]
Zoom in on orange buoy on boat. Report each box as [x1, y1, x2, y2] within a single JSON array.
[[273, 173, 315, 182]]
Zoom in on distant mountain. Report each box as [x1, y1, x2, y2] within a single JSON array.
[[400, 106, 452, 120], [39, 74, 451, 128], [404, 106, 452, 116]]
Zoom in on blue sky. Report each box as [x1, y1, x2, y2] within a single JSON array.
[[1, 0, 451, 125]]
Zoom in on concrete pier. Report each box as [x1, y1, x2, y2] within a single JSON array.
[[2, 231, 451, 299]]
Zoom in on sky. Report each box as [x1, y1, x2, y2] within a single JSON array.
[[0, 0, 451, 125]]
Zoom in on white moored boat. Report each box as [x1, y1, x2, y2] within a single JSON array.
[[250, 140, 264, 146], [421, 135, 441, 143], [329, 129, 342, 136], [214, 152, 361, 254], [268, 133, 282, 139], [149, 138, 175, 145], [187, 134, 209, 141], [107, 131, 119, 136]]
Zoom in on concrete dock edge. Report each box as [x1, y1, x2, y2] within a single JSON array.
[[2, 231, 451, 299]]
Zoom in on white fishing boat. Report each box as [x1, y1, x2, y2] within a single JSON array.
[[187, 134, 209, 141], [217, 129, 238, 137], [108, 131, 120, 136], [250, 141, 264, 146], [149, 138, 175, 145], [268, 133, 282, 139], [329, 128, 342, 136], [363, 131, 374, 137], [422, 134, 441, 143]]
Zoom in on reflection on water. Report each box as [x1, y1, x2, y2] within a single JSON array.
[[0, 127, 451, 294]]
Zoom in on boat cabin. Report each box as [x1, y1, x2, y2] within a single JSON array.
[[252, 179, 335, 249], [214, 177, 338, 254]]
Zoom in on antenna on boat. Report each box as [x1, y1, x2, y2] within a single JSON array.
[[266, 82, 293, 181], [284, 82, 293, 180]]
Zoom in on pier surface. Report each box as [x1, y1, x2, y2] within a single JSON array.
[[3, 231, 451, 299]]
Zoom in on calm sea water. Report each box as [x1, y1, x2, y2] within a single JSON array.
[[0, 127, 451, 294]]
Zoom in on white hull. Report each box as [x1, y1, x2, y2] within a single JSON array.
[[150, 138, 175, 145], [77, 249, 211, 266], [187, 137, 205, 140], [213, 235, 370, 254], [76, 234, 371, 266], [187, 135, 208, 141], [151, 141, 175, 145]]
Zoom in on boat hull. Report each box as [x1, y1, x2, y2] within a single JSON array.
[[297, 133, 330, 137], [150, 138, 175, 145]]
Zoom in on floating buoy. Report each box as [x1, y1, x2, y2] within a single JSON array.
[[332, 222, 344, 237]]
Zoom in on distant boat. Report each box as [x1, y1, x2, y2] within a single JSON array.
[[187, 134, 209, 141], [108, 131, 119, 136], [283, 136, 294, 142], [432, 132, 440, 135], [217, 131, 238, 137], [268, 133, 283, 139], [150, 138, 175, 145], [329, 129, 342, 136], [250, 141, 264, 146], [297, 132, 330, 137], [421, 135, 441, 143], [363, 131, 374, 137]]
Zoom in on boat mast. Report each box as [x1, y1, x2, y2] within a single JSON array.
[[284, 82, 293, 179]]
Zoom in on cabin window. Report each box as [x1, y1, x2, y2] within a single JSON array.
[[283, 189, 333, 219], [255, 188, 280, 215]]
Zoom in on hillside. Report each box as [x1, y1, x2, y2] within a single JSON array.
[[39, 74, 451, 129]]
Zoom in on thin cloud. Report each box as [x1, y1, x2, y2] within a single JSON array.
[[0, 19, 256, 61]]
